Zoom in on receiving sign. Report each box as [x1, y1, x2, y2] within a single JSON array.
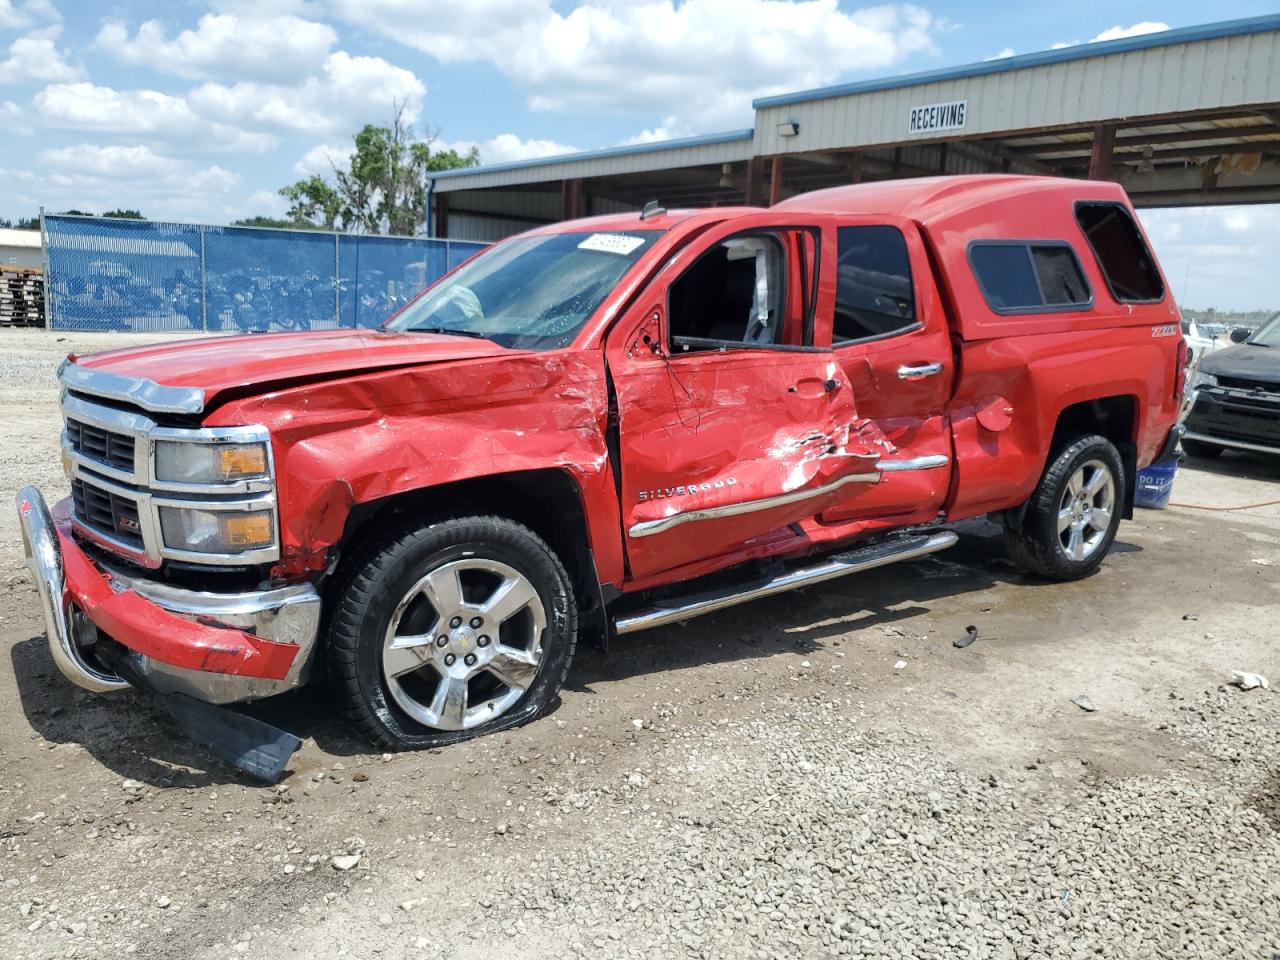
[[908, 100, 968, 135]]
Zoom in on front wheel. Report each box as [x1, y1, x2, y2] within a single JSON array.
[[1004, 435, 1124, 581], [328, 516, 577, 750]]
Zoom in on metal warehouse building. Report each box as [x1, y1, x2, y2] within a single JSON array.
[[429, 14, 1280, 242]]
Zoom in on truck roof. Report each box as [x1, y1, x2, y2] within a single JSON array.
[[530, 175, 1132, 238], [775, 174, 1131, 229]]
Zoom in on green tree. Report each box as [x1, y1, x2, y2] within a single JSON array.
[[101, 208, 146, 219], [231, 215, 324, 230], [273, 106, 479, 235]]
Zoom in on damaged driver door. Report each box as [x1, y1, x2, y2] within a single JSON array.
[[605, 216, 882, 581]]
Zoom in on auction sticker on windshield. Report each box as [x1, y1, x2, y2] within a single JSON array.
[[578, 233, 647, 255]]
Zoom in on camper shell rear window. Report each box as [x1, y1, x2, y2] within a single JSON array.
[[1074, 202, 1164, 303]]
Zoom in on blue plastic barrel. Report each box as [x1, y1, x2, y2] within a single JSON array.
[[1135, 461, 1178, 510]]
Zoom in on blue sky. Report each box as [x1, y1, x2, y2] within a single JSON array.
[[1, 0, 1278, 310]]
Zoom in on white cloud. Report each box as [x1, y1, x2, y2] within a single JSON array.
[[0, 96, 28, 132], [33, 81, 277, 152], [1052, 21, 1169, 50], [21, 142, 246, 223], [94, 14, 338, 83], [475, 133, 576, 164], [327, 0, 941, 129], [621, 116, 695, 145], [0, 0, 60, 31], [244, 188, 290, 217], [985, 47, 1015, 61], [1139, 205, 1280, 312], [40, 143, 175, 177], [189, 51, 425, 135], [0, 27, 82, 85], [1091, 22, 1168, 43], [293, 142, 353, 176]]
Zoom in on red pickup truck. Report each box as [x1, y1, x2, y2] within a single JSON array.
[[19, 175, 1186, 760]]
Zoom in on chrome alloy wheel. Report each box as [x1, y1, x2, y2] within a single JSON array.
[[1057, 458, 1115, 562], [382, 558, 546, 731]]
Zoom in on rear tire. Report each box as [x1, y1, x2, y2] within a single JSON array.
[[1004, 435, 1124, 581], [1180, 437, 1223, 459], [328, 515, 577, 750]]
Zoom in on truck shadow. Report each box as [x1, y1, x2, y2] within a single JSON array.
[[564, 523, 1142, 691], [9, 524, 1144, 786], [1180, 452, 1280, 484]]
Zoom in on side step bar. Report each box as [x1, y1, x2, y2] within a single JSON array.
[[612, 530, 959, 635]]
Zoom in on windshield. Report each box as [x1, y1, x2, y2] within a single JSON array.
[[1247, 310, 1280, 347], [386, 230, 662, 349]]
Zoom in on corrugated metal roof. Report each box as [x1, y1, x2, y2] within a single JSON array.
[[753, 14, 1280, 109], [0, 228, 42, 249], [753, 22, 1280, 157], [430, 129, 754, 192]]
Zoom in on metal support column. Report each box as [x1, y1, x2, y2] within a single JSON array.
[[333, 233, 341, 327], [38, 207, 53, 331], [768, 157, 784, 206], [1089, 123, 1117, 180], [198, 224, 208, 331]]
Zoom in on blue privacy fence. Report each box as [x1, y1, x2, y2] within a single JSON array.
[[41, 214, 485, 332]]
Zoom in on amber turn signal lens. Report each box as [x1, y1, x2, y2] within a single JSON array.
[[220, 512, 273, 548], [218, 445, 267, 480]]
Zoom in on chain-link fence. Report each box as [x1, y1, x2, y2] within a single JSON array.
[[41, 214, 485, 333]]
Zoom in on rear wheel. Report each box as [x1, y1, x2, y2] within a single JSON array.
[[1004, 435, 1124, 581], [329, 516, 577, 750], [1180, 437, 1223, 459]]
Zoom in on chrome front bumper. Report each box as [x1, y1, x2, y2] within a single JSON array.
[[17, 486, 322, 705]]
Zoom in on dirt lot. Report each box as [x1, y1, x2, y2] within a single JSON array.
[[0, 329, 1277, 960]]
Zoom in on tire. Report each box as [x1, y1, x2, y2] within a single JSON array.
[[1180, 437, 1223, 459], [328, 516, 577, 750], [1003, 434, 1125, 581]]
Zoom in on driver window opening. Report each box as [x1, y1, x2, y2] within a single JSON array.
[[668, 232, 797, 350]]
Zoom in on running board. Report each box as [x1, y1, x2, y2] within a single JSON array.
[[612, 530, 959, 635]]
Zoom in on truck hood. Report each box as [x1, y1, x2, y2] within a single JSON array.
[[73, 329, 517, 409], [1199, 343, 1280, 386]]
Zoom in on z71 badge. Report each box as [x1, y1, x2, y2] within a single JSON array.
[[1152, 324, 1179, 338], [638, 477, 737, 502]]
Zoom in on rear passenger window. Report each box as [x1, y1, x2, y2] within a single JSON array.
[[832, 226, 917, 344], [969, 241, 1091, 314], [1075, 202, 1164, 303]]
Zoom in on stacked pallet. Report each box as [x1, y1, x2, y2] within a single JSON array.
[[0, 267, 45, 327]]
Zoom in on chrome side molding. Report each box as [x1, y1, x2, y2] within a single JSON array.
[[628, 469, 882, 539], [877, 454, 950, 472], [60, 360, 206, 415], [613, 530, 959, 634], [626, 453, 950, 539]]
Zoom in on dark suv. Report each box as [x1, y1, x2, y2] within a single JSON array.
[[1183, 310, 1280, 458]]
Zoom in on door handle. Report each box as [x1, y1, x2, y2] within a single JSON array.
[[897, 362, 944, 381], [789, 377, 841, 398]]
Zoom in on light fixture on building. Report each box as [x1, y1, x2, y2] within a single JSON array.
[[1136, 145, 1155, 174], [718, 163, 735, 189], [777, 120, 800, 137]]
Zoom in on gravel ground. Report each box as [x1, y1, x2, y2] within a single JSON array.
[[0, 329, 1277, 960]]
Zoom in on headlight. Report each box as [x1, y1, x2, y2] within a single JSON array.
[[159, 506, 275, 554], [1192, 371, 1218, 390], [154, 440, 269, 484]]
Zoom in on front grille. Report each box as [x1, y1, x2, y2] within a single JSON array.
[[71, 476, 144, 549], [1217, 376, 1280, 394], [66, 418, 136, 473]]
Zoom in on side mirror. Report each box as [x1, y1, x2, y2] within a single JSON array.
[[1229, 327, 1251, 344]]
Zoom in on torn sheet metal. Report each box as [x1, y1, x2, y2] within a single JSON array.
[[609, 349, 885, 579], [208, 348, 626, 585], [58, 526, 298, 680]]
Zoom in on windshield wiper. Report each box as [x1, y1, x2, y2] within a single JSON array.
[[414, 326, 495, 341]]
